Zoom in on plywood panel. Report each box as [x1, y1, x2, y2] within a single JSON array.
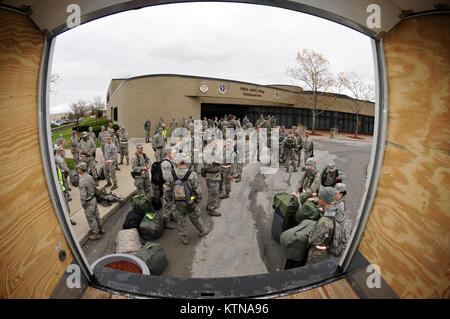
[[358, 14, 450, 298], [278, 279, 359, 299], [0, 9, 74, 298]]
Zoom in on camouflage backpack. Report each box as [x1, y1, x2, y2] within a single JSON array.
[[170, 166, 193, 204]]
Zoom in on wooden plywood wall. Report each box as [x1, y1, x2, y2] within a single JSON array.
[[358, 14, 450, 298], [0, 9, 74, 298]]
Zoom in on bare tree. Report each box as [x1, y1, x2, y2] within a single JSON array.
[[69, 99, 88, 131], [338, 72, 375, 138], [89, 96, 106, 119], [286, 49, 341, 134]]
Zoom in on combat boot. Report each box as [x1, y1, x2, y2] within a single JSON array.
[[70, 219, 76, 225], [219, 192, 229, 199], [219, 184, 223, 192], [235, 177, 241, 183], [111, 184, 118, 190], [199, 227, 210, 238], [116, 166, 121, 171], [208, 209, 221, 217], [105, 181, 112, 187], [164, 221, 175, 230], [99, 228, 105, 234], [88, 233, 101, 240]]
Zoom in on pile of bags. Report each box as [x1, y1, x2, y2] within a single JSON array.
[[115, 194, 168, 276], [272, 192, 321, 265]]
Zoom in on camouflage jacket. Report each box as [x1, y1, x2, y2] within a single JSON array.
[[298, 168, 321, 194]]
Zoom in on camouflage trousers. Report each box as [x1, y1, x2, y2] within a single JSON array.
[[304, 149, 313, 165], [83, 199, 102, 234], [206, 179, 219, 211], [134, 175, 152, 196], [306, 246, 331, 265], [234, 163, 243, 178], [174, 202, 206, 238], [219, 167, 233, 193], [162, 185, 176, 222], [81, 155, 97, 179], [296, 147, 303, 166], [145, 130, 150, 143], [120, 143, 129, 163], [71, 150, 80, 167], [284, 149, 297, 170], [154, 147, 164, 162], [104, 161, 117, 185]]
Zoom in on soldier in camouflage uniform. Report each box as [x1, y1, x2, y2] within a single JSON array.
[[56, 133, 64, 146], [296, 158, 321, 204], [321, 162, 344, 187], [302, 135, 314, 169], [79, 131, 98, 184], [203, 145, 222, 217], [233, 144, 243, 183], [283, 131, 298, 172], [294, 130, 303, 168], [131, 144, 152, 196], [306, 187, 336, 265], [144, 118, 152, 143], [103, 135, 118, 190], [165, 155, 210, 245], [108, 129, 121, 171], [55, 145, 72, 201], [70, 131, 80, 167], [160, 147, 177, 229], [98, 126, 108, 158], [118, 126, 129, 165], [219, 143, 234, 199], [152, 129, 166, 162], [77, 162, 104, 240], [279, 126, 287, 163]]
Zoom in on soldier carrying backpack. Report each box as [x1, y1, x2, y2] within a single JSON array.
[[165, 155, 210, 245]]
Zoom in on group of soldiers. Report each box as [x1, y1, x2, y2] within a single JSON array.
[[54, 112, 353, 261]]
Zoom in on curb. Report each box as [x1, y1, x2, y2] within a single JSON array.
[[79, 190, 135, 247]]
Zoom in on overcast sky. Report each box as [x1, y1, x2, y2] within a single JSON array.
[[49, 2, 375, 114]]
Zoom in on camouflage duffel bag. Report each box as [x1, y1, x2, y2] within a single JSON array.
[[273, 192, 300, 218], [295, 201, 321, 225], [138, 211, 164, 240], [135, 243, 168, 276], [280, 219, 317, 262]]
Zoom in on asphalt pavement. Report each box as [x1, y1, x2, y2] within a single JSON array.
[[82, 133, 373, 278]]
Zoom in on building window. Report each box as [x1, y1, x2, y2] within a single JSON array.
[[113, 107, 118, 122]]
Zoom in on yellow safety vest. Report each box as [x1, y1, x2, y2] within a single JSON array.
[[57, 166, 66, 192]]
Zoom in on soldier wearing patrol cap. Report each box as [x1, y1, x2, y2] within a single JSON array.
[[306, 187, 337, 265], [164, 152, 209, 245], [131, 143, 152, 196], [79, 131, 98, 184], [103, 134, 118, 190], [77, 162, 104, 240], [118, 126, 129, 165], [321, 161, 344, 187], [56, 133, 64, 146], [98, 126, 108, 157], [70, 130, 80, 167]]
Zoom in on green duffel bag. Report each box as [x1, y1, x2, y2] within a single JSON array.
[[132, 194, 154, 217], [280, 219, 317, 262], [139, 211, 164, 240], [135, 243, 168, 276], [295, 201, 321, 225], [273, 192, 300, 217]]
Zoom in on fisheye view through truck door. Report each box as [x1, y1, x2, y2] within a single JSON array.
[[49, 2, 375, 281]]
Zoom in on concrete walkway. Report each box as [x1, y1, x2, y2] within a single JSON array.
[[65, 138, 156, 246]]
